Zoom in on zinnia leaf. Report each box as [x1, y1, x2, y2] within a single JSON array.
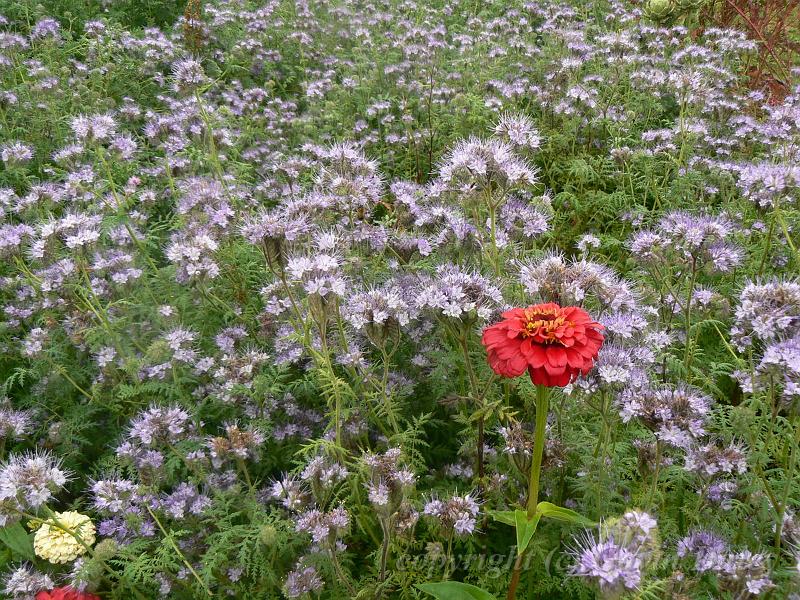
[[514, 509, 541, 554], [536, 502, 596, 527], [417, 581, 497, 600], [0, 522, 35, 561], [487, 510, 517, 527]]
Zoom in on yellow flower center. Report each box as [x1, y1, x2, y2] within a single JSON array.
[[521, 307, 571, 343]]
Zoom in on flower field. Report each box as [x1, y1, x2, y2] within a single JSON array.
[[0, 0, 799, 598]]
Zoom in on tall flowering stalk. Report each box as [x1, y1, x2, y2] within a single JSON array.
[[482, 303, 604, 600]]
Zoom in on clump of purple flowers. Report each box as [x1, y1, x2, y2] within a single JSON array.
[[423, 493, 480, 536], [416, 264, 504, 322], [283, 563, 324, 599], [295, 506, 350, 546], [630, 211, 742, 273], [619, 384, 712, 448], [570, 510, 659, 598], [0, 452, 69, 526], [678, 530, 774, 596], [731, 280, 800, 350]]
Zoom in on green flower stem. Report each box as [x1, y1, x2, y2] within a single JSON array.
[[327, 543, 357, 597], [648, 439, 663, 508], [775, 411, 800, 549], [776, 204, 800, 267], [682, 258, 698, 373], [145, 505, 213, 597], [454, 326, 485, 480], [49, 360, 94, 402], [507, 384, 550, 600], [526, 385, 550, 518], [379, 345, 401, 435]]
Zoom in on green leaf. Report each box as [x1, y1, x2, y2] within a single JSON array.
[[536, 502, 596, 527], [514, 509, 541, 554], [417, 582, 497, 600], [0, 522, 35, 561], [487, 510, 516, 527]]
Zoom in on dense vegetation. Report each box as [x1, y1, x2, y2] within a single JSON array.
[[0, 0, 799, 598]]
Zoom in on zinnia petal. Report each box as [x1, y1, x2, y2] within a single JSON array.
[[483, 302, 604, 387]]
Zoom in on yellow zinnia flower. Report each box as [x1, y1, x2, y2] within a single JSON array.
[[33, 511, 96, 564]]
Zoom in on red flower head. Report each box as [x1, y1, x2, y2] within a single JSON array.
[[481, 303, 604, 387], [36, 587, 101, 600]]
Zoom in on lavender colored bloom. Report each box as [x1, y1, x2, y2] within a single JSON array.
[[312, 142, 383, 212], [719, 551, 773, 595], [269, 474, 309, 511], [736, 162, 799, 208], [577, 234, 601, 253], [497, 197, 551, 242], [283, 564, 324, 598], [3, 564, 54, 599], [706, 480, 738, 508], [171, 58, 209, 94], [731, 280, 800, 350], [125, 404, 193, 447], [0, 406, 33, 440], [677, 530, 728, 572], [736, 334, 800, 405], [344, 280, 416, 344], [569, 343, 651, 397], [362, 448, 415, 515], [619, 384, 712, 448], [0, 223, 34, 256], [416, 264, 504, 322], [295, 505, 350, 544], [175, 177, 236, 230], [29, 18, 61, 42], [519, 253, 638, 312], [493, 113, 542, 150], [423, 493, 480, 536], [159, 483, 211, 519], [94, 346, 117, 368], [91, 478, 142, 514], [240, 207, 309, 264], [38, 212, 103, 252], [0, 452, 69, 525], [438, 137, 537, 198], [680, 537, 774, 597], [571, 510, 658, 597], [109, 134, 137, 159], [70, 114, 117, 143], [569, 533, 643, 596], [684, 441, 748, 477], [301, 455, 349, 497], [286, 250, 346, 299], [629, 211, 741, 273], [1, 142, 33, 166], [612, 511, 658, 548]]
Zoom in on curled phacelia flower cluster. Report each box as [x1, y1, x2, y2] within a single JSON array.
[[3, 563, 54, 599], [423, 493, 480, 536], [677, 530, 774, 596], [570, 510, 659, 598], [731, 280, 800, 350], [0, 453, 69, 526], [630, 211, 742, 274], [619, 384, 712, 449], [416, 264, 504, 323], [283, 563, 324, 599]]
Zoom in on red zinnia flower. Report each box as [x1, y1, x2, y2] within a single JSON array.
[[481, 303, 604, 387], [36, 587, 101, 600]]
